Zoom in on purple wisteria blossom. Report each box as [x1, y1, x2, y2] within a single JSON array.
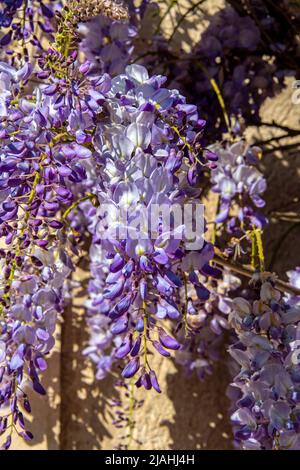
[[79, 15, 136, 76], [0, 1, 61, 62], [210, 140, 267, 230], [228, 273, 300, 450], [175, 270, 240, 380], [0, 59, 101, 447], [1, 0, 298, 454], [286, 268, 300, 307], [82, 63, 216, 390]]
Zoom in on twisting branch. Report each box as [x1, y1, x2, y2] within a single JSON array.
[[213, 255, 300, 297]]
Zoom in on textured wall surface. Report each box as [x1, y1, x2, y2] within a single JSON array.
[[11, 0, 300, 450]]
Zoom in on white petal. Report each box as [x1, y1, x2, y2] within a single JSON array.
[[125, 64, 149, 83]]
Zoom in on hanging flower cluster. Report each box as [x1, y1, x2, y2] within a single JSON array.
[[0, 0, 299, 452], [175, 269, 240, 380], [82, 62, 216, 390], [210, 140, 267, 229], [228, 274, 300, 450], [0, 15, 215, 443]]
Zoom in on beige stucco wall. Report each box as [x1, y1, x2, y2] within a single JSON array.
[[10, 0, 300, 450]]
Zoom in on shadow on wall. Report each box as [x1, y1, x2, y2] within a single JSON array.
[[252, 83, 300, 276], [164, 353, 233, 450], [263, 145, 300, 277]]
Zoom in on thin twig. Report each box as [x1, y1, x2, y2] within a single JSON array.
[[213, 255, 300, 297]]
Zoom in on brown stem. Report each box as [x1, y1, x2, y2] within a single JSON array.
[[213, 255, 300, 297]]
